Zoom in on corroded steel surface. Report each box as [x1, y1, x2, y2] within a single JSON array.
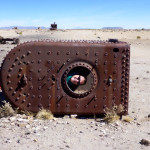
[[0, 40, 130, 115]]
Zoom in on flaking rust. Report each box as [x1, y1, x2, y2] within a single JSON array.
[[0, 39, 130, 115]]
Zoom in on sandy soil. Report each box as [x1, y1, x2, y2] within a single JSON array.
[[0, 29, 150, 150]]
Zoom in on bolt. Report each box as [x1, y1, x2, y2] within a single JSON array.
[[27, 51, 31, 55], [9, 68, 13, 72], [38, 60, 41, 64], [27, 103, 31, 107], [21, 54, 25, 59], [9, 87, 13, 91], [38, 51, 41, 54]]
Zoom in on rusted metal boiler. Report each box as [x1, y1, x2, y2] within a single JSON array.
[[0, 39, 130, 115]]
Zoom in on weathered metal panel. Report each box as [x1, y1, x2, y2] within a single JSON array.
[[0, 40, 130, 115]]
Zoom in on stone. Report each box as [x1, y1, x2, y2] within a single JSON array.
[[140, 139, 150, 146]]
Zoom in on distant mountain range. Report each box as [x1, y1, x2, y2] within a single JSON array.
[[0, 26, 48, 29], [0, 26, 124, 30], [102, 27, 123, 29]]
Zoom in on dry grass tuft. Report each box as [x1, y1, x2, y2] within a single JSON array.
[[103, 104, 124, 123], [137, 36, 141, 39], [122, 115, 133, 122], [35, 109, 53, 120], [0, 101, 15, 118]]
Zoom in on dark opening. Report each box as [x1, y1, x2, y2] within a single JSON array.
[[113, 48, 119, 52]]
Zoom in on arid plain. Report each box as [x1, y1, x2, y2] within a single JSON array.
[[0, 29, 150, 150]]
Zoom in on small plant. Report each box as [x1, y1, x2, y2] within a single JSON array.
[[122, 115, 133, 122], [103, 104, 124, 123], [16, 31, 23, 35], [137, 36, 141, 39], [35, 109, 53, 120], [0, 101, 15, 118]]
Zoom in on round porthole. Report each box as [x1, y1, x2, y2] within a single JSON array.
[[61, 62, 98, 98]]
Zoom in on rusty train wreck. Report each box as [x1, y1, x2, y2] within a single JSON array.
[[0, 40, 130, 115]]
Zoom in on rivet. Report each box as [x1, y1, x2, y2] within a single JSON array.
[[76, 52, 79, 55], [31, 60, 34, 63], [114, 61, 117, 65], [66, 104, 69, 107], [7, 80, 11, 84], [103, 88, 107, 91], [114, 54, 117, 58], [104, 52, 108, 56], [48, 95, 51, 99], [22, 99, 26, 103], [15, 57, 19, 61], [66, 51, 70, 55], [57, 87, 60, 90], [48, 87, 51, 90], [57, 60, 61, 64], [94, 105, 97, 108], [20, 87, 23, 91], [27, 51, 31, 55], [113, 70, 117, 74], [19, 68, 23, 72], [18, 74, 21, 78], [18, 61, 22, 65], [21, 54, 25, 58], [38, 69, 41, 72], [113, 96, 116, 100], [27, 93, 30, 97], [15, 97, 19, 101], [9, 68, 13, 72], [38, 60, 41, 64], [121, 93, 125, 97], [76, 104, 79, 108], [57, 95, 60, 99], [30, 86, 33, 90], [113, 88, 117, 91], [104, 70, 107, 74], [29, 69, 33, 72], [32, 95, 35, 98], [12, 91, 16, 95], [9, 87, 13, 91], [95, 52, 99, 56], [85, 52, 88, 56], [38, 86, 41, 90], [38, 95, 42, 98], [104, 61, 107, 65], [38, 104, 42, 108], [103, 96, 107, 100], [57, 51, 60, 55], [29, 77, 32, 81], [95, 59, 98, 63], [47, 60, 51, 64], [57, 104, 60, 107], [103, 105, 107, 109], [27, 103, 31, 107], [26, 61, 30, 65], [47, 51, 51, 55], [67, 59, 70, 62], [12, 63, 16, 67], [38, 51, 41, 54], [122, 55, 126, 59], [84, 105, 88, 108]]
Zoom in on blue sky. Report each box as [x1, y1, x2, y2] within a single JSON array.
[[0, 0, 150, 29]]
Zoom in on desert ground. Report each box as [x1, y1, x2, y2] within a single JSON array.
[[0, 29, 150, 150]]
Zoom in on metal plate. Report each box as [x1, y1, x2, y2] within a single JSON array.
[[0, 40, 130, 115]]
